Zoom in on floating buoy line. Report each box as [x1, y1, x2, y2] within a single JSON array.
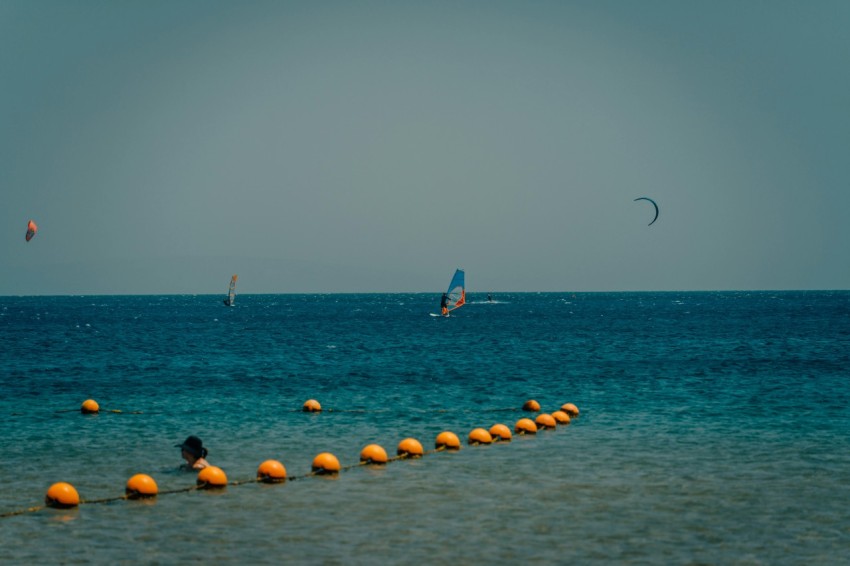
[[32, 397, 547, 417], [0, 398, 579, 519], [44, 399, 147, 415]]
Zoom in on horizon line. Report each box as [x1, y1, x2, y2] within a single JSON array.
[[2, 289, 848, 298]]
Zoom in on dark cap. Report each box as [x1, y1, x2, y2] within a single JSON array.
[[176, 435, 204, 458]]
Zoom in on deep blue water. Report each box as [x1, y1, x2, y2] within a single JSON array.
[[1, 292, 849, 563]]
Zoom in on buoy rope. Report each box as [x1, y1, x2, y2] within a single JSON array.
[[0, 436, 545, 517], [44, 405, 529, 417], [0, 505, 46, 518], [73, 483, 201, 505], [0, 484, 203, 517], [0, 444, 491, 517], [52, 409, 145, 414], [81, 495, 129, 504], [157, 485, 200, 495], [46, 400, 565, 417], [2, 401, 578, 518], [230, 469, 333, 484], [229, 445, 452, 483], [293, 407, 522, 414], [40, 407, 519, 417]]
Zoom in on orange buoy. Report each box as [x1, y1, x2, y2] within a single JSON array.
[[257, 460, 287, 483], [125, 474, 158, 498], [396, 438, 424, 458], [522, 399, 540, 412], [45, 482, 80, 508], [551, 410, 571, 425], [468, 428, 493, 445], [197, 466, 228, 488], [561, 403, 580, 417], [489, 423, 513, 442], [535, 413, 557, 430], [360, 444, 389, 464], [552, 410, 571, 424], [81, 399, 99, 414], [435, 431, 461, 451], [515, 418, 538, 435], [302, 399, 322, 412], [312, 452, 341, 474]]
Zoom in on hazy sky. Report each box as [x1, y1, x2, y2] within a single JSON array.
[[3, 0, 848, 294]]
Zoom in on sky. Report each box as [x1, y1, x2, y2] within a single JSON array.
[[2, 0, 848, 294]]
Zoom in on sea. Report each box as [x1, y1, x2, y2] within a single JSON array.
[[1, 292, 848, 564]]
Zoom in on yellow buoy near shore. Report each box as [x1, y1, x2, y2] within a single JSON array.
[[312, 452, 341, 474], [435, 431, 461, 450], [81, 399, 99, 414], [489, 423, 513, 442], [535, 413, 557, 430], [561, 403, 580, 417], [396, 438, 424, 458], [515, 418, 538, 435], [302, 399, 322, 412], [551, 410, 571, 425], [360, 444, 389, 464], [257, 460, 287, 483], [467, 428, 493, 445], [522, 399, 540, 412], [45, 482, 80, 508], [197, 466, 228, 488], [126, 474, 158, 498]]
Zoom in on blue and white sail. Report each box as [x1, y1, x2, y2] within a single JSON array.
[[445, 269, 466, 313]]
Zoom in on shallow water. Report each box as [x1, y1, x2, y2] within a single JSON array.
[[1, 292, 849, 563]]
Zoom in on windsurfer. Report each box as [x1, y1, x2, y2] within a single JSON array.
[[223, 274, 237, 307], [440, 293, 448, 316]]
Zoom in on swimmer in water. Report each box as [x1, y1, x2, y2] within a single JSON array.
[[176, 435, 210, 470]]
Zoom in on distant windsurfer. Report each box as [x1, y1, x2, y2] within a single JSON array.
[[440, 293, 448, 316], [223, 274, 237, 307], [488, 293, 493, 303], [25, 219, 38, 242]]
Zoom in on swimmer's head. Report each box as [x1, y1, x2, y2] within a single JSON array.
[[176, 435, 207, 458]]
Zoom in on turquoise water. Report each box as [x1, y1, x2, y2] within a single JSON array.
[[1, 292, 849, 563]]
